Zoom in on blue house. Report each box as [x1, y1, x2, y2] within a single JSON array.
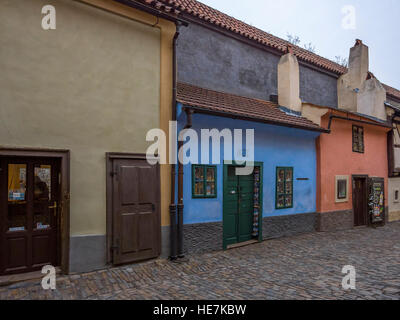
[[174, 83, 328, 255]]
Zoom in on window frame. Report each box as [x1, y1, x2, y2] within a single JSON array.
[[352, 125, 365, 154], [192, 165, 217, 199], [275, 167, 294, 209], [335, 175, 349, 203]]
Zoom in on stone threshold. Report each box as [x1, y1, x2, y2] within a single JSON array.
[[0, 267, 62, 287], [227, 239, 259, 250]]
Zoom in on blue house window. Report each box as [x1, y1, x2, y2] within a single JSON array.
[[276, 167, 293, 209], [192, 165, 217, 198]]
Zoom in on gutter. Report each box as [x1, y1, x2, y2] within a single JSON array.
[[181, 104, 330, 134], [327, 114, 392, 130]]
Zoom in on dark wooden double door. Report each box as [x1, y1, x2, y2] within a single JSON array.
[[109, 156, 160, 266], [0, 157, 60, 275]]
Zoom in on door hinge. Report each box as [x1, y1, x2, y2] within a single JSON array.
[[110, 171, 118, 177]]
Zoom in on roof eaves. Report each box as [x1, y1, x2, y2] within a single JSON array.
[[178, 100, 329, 133]]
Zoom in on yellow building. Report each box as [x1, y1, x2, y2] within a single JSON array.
[[0, 0, 179, 274]]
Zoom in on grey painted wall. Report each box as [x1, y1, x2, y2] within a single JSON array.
[[177, 23, 338, 108]]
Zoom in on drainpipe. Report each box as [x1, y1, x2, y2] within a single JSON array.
[[169, 23, 181, 261], [169, 20, 189, 260], [177, 108, 193, 258]]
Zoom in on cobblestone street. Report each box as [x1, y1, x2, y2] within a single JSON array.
[[1, 222, 400, 300]]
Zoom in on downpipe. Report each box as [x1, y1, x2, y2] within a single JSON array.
[[177, 108, 193, 259]]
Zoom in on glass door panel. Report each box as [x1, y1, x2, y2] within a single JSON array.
[[7, 164, 27, 232], [33, 164, 52, 231]]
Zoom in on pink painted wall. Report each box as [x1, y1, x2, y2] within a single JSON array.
[[317, 112, 389, 213]]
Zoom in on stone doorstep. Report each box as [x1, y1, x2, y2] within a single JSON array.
[[0, 267, 62, 287], [227, 239, 259, 250]]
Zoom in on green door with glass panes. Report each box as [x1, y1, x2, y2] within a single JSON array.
[[223, 163, 263, 249]]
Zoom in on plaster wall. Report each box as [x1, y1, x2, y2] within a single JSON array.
[[316, 114, 389, 213], [388, 177, 400, 222], [0, 0, 175, 237], [177, 112, 320, 225], [177, 23, 338, 108]]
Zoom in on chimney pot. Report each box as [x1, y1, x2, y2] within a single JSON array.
[[286, 44, 293, 54], [355, 39, 363, 46], [270, 94, 278, 103]]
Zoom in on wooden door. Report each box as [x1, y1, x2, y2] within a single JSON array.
[[111, 158, 160, 265], [223, 164, 262, 249], [0, 157, 60, 275], [223, 166, 240, 248], [238, 174, 255, 243], [353, 177, 367, 227]]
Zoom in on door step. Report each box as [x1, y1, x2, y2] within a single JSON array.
[[227, 239, 258, 250], [0, 267, 61, 287]]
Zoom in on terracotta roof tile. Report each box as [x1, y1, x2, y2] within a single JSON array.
[[383, 84, 400, 101], [177, 82, 327, 132], [156, 0, 400, 100], [130, 0, 180, 14]]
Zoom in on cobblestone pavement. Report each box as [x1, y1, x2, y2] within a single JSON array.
[[1, 222, 400, 300]]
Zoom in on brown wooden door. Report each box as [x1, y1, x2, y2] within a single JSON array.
[[111, 158, 160, 265], [0, 157, 60, 275], [353, 177, 367, 227]]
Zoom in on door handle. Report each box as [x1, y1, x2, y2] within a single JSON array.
[[49, 201, 57, 217]]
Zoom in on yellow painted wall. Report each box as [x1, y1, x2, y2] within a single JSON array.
[[0, 0, 175, 235]]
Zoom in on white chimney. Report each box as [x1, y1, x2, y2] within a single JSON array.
[[278, 45, 302, 113], [347, 39, 369, 90], [338, 39, 387, 121]]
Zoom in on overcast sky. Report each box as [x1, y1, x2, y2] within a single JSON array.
[[199, 0, 400, 90]]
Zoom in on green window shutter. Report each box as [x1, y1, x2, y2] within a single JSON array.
[[276, 167, 294, 209], [192, 165, 217, 198]]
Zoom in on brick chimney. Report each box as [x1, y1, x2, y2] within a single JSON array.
[[277, 45, 302, 112]]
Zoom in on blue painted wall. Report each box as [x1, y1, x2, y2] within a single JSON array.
[[177, 107, 320, 225]]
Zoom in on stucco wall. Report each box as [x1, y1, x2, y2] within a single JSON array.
[[177, 23, 338, 108], [177, 111, 320, 225], [0, 0, 164, 236], [388, 177, 400, 222], [317, 114, 389, 213]]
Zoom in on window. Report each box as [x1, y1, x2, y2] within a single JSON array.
[[192, 165, 217, 198], [394, 189, 399, 203], [352, 125, 364, 153], [335, 175, 349, 203], [276, 167, 293, 209]]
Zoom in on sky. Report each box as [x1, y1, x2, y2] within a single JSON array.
[[199, 0, 400, 90]]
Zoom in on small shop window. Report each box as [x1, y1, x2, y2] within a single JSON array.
[[276, 167, 293, 209], [192, 165, 217, 198], [352, 125, 364, 153], [337, 179, 347, 199], [335, 175, 349, 203]]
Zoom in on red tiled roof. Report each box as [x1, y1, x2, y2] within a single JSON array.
[[383, 84, 400, 101], [177, 82, 328, 132], [155, 0, 400, 100], [131, 0, 180, 14]]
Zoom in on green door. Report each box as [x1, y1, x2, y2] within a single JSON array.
[[223, 164, 263, 249]]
